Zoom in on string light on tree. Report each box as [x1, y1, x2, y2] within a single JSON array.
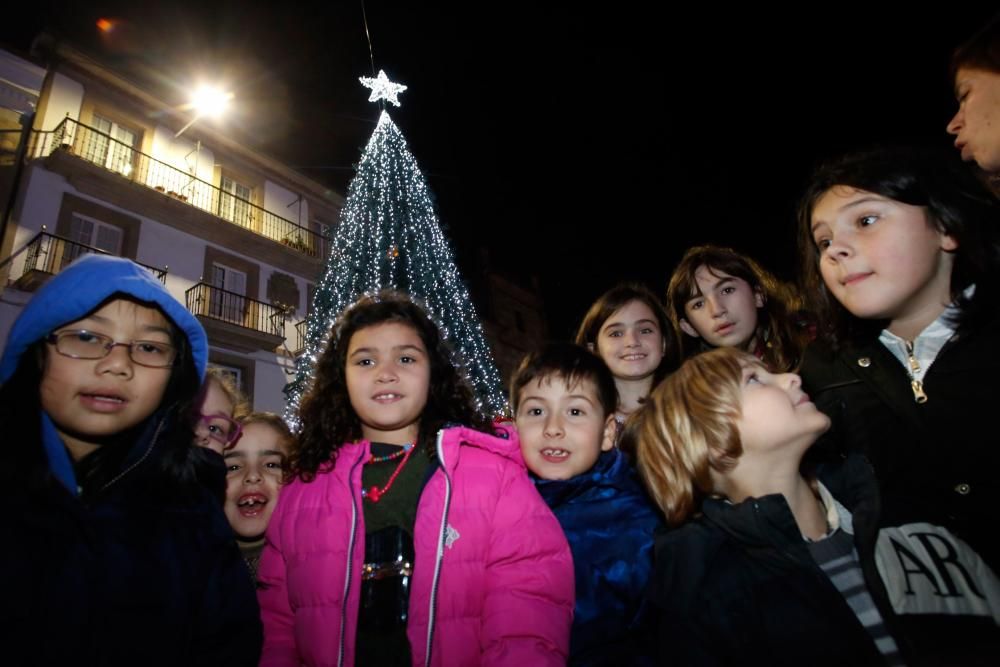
[[284, 72, 507, 425]]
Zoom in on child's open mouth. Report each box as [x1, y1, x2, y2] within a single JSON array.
[[237, 493, 269, 517], [541, 448, 570, 463], [79, 392, 128, 412]]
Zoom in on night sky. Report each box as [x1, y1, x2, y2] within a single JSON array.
[[2, 2, 997, 337]]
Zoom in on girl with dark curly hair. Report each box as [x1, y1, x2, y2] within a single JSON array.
[[258, 290, 573, 667]]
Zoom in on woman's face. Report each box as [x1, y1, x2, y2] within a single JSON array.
[[947, 67, 1000, 174]]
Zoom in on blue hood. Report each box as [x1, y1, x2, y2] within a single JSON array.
[[1, 254, 208, 383]]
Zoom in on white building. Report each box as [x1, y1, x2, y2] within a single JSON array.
[[0, 41, 343, 412]]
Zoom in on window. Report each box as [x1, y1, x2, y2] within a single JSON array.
[[62, 213, 123, 267], [207, 351, 256, 406], [54, 194, 141, 263], [311, 218, 331, 257], [88, 114, 138, 177], [210, 262, 248, 323], [68, 214, 123, 254], [219, 174, 254, 228], [209, 364, 242, 392]]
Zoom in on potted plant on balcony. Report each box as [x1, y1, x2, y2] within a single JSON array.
[[154, 185, 166, 193], [281, 233, 309, 253]]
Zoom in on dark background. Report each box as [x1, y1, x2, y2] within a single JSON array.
[[2, 2, 996, 336]]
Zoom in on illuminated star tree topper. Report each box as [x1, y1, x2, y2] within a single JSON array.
[[359, 69, 408, 107], [284, 71, 506, 425]]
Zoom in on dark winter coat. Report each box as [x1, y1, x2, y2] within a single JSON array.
[[535, 448, 663, 666], [802, 320, 1000, 664], [800, 317, 1000, 570], [1, 255, 261, 666], [648, 456, 893, 667]]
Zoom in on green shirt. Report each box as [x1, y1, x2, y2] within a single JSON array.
[[361, 442, 431, 537]]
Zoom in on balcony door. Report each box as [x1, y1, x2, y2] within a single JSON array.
[[210, 262, 248, 325], [90, 114, 138, 178], [219, 175, 254, 229], [60, 214, 123, 270]]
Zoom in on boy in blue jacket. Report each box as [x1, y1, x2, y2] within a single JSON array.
[[512, 342, 663, 666]]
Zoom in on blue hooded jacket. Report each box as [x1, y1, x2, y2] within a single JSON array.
[[0, 254, 261, 665], [1, 254, 209, 494], [535, 448, 663, 666], [1, 253, 208, 380]]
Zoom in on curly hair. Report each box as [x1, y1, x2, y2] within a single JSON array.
[[291, 290, 492, 481], [796, 146, 1000, 349], [574, 282, 678, 383], [666, 245, 809, 372], [635, 347, 747, 526]]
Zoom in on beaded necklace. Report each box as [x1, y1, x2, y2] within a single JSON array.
[[362, 443, 415, 503], [368, 444, 411, 464]]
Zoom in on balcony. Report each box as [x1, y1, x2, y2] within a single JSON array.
[[1, 230, 167, 292], [185, 282, 286, 353], [28, 118, 327, 260], [291, 319, 308, 355]]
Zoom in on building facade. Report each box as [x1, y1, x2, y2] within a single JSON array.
[[0, 42, 343, 412]]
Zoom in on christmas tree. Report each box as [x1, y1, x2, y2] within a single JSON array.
[[284, 71, 507, 424]]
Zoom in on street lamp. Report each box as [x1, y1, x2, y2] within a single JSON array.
[[175, 84, 233, 201], [175, 85, 233, 138]]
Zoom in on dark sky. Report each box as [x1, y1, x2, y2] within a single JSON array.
[[2, 2, 996, 336]]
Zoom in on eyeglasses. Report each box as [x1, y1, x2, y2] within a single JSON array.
[[195, 412, 243, 448], [46, 330, 178, 368]]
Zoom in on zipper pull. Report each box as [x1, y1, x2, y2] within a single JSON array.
[[904, 341, 928, 404]]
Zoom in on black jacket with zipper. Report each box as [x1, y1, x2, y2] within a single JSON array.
[[648, 455, 894, 667], [801, 322, 1000, 665], [800, 316, 1000, 575]]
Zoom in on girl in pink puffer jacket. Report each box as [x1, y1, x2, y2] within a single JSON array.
[[258, 291, 574, 667]]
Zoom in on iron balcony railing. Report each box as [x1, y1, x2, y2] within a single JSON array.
[[1, 231, 167, 286], [28, 117, 328, 258], [292, 319, 308, 355], [185, 282, 286, 339]]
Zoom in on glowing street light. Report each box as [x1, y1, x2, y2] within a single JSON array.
[[175, 85, 233, 138]]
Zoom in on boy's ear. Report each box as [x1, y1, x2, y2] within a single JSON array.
[[601, 413, 617, 452], [940, 233, 959, 252], [679, 318, 700, 339]]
